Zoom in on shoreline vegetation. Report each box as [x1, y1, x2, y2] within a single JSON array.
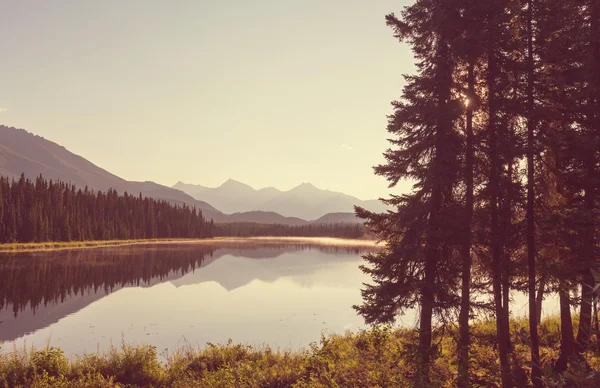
[[1, 315, 599, 387], [0, 236, 380, 253]]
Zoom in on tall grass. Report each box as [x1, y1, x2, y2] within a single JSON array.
[[1, 316, 599, 387]]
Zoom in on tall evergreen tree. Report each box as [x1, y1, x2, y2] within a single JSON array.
[[354, 1, 463, 383], [525, 0, 542, 385], [455, 1, 486, 384]]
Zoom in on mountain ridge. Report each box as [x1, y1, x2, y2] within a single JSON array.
[[0, 125, 221, 218], [0, 125, 368, 225], [172, 179, 387, 220]]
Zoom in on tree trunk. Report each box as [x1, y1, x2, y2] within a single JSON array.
[[555, 285, 574, 373], [419, 150, 442, 385], [417, 37, 453, 388], [536, 277, 546, 324], [590, 0, 599, 341], [488, 33, 512, 387], [502, 264, 512, 353], [594, 297, 598, 333], [418, 274, 434, 385], [458, 61, 475, 388], [576, 269, 594, 354], [577, 0, 600, 357], [419, 184, 440, 384], [493, 280, 512, 387], [526, 0, 541, 385]]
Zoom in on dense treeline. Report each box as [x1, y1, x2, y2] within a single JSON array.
[[0, 174, 370, 245], [357, 0, 599, 386], [0, 174, 213, 243], [214, 222, 366, 239]]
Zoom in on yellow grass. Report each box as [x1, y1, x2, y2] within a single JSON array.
[[0, 237, 380, 253]]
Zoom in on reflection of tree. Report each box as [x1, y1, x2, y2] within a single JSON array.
[[0, 243, 379, 319], [215, 223, 366, 238], [217, 243, 374, 259], [0, 246, 215, 318]]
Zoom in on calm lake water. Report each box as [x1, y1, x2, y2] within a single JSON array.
[[0, 238, 559, 357], [0, 238, 393, 356]]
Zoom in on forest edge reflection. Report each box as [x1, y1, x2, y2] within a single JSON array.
[[0, 238, 381, 344]]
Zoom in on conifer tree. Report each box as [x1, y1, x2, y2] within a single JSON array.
[[524, 0, 542, 384], [354, 1, 463, 383], [455, 1, 486, 383]]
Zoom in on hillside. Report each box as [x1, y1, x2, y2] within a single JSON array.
[[0, 125, 367, 225], [0, 125, 221, 218]]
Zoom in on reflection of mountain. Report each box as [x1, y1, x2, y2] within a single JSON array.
[[171, 246, 365, 291], [0, 242, 378, 342], [0, 289, 108, 343]]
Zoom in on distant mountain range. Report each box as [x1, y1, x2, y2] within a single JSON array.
[[0, 125, 381, 224], [173, 180, 387, 220]]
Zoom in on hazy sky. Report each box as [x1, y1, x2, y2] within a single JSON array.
[[0, 0, 414, 200]]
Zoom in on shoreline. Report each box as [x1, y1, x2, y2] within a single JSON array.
[[0, 315, 586, 387], [0, 236, 381, 253]]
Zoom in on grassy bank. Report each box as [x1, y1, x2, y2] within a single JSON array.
[[0, 239, 204, 253], [0, 237, 380, 253], [1, 316, 600, 387]]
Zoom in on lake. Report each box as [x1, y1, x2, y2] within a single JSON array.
[[0, 237, 559, 357], [0, 238, 393, 356]]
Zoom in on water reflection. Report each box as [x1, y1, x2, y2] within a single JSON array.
[[0, 240, 380, 354]]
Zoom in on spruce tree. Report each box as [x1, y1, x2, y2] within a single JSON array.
[[354, 1, 463, 383]]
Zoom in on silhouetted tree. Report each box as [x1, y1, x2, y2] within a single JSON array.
[[353, 2, 465, 383], [358, 0, 599, 385]]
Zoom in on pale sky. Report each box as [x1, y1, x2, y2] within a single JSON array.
[[0, 0, 414, 200]]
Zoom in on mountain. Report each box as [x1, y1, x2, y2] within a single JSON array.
[[0, 125, 367, 225], [0, 125, 222, 219], [173, 180, 387, 220], [174, 179, 282, 215]]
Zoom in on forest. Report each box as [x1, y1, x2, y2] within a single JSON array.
[[353, 0, 599, 386], [0, 174, 368, 245], [0, 174, 367, 243], [0, 174, 213, 243]]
